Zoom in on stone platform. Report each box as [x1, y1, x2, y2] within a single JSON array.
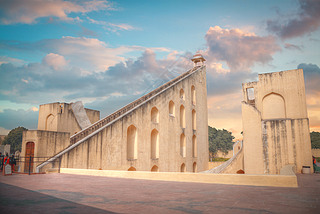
[[0, 173, 319, 213]]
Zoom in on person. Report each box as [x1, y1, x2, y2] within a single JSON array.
[[3, 153, 10, 166], [10, 154, 15, 172], [0, 152, 3, 171]]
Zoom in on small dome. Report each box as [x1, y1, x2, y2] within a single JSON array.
[[191, 53, 206, 64]]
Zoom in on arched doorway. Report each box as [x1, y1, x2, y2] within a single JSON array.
[[181, 163, 186, 172], [193, 162, 197, 173], [128, 166, 136, 171], [24, 142, 35, 173], [151, 165, 159, 172]]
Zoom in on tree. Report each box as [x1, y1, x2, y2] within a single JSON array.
[[208, 126, 234, 158], [2, 126, 28, 153], [311, 131, 320, 149]]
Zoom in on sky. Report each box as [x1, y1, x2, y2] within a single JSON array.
[[0, 0, 319, 139]]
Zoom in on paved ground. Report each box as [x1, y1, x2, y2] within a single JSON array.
[[0, 173, 320, 214]]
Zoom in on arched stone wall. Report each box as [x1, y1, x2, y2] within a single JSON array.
[[262, 93, 286, 119]]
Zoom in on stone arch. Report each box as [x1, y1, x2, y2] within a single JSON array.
[[180, 105, 185, 128], [151, 165, 159, 172], [180, 88, 185, 100], [128, 166, 136, 171], [169, 100, 175, 117], [181, 163, 186, 172], [151, 107, 159, 123], [45, 114, 54, 130], [127, 125, 138, 160], [180, 133, 186, 157], [192, 109, 196, 130], [193, 162, 197, 173], [262, 93, 286, 119], [191, 85, 196, 105], [192, 135, 197, 158], [151, 129, 159, 159]]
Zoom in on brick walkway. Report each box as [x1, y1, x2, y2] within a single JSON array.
[[1, 173, 319, 214]]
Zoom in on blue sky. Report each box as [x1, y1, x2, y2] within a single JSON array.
[[0, 0, 319, 138]]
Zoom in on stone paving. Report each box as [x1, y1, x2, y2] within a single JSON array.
[[0, 173, 319, 214]]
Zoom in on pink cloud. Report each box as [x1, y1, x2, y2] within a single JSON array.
[[42, 53, 67, 71], [205, 26, 280, 71], [0, 0, 113, 24]]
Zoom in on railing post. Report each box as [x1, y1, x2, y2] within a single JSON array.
[[28, 156, 32, 175], [58, 156, 62, 173]]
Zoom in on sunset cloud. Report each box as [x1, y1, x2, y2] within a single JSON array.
[[267, 0, 320, 39], [0, 0, 113, 24], [42, 53, 68, 71], [205, 26, 280, 71]]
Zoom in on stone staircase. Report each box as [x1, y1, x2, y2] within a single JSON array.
[[36, 65, 202, 172]]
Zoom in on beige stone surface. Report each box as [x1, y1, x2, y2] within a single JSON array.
[[242, 69, 313, 174], [37, 102, 100, 135], [60, 168, 298, 187], [61, 66, 209, 172], [21, 130, 70, 173]]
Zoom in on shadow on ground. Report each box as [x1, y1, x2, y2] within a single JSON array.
[[0, 182, 117, 214]]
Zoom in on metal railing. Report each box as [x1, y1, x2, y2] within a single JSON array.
[[14, 156, 62, 175]]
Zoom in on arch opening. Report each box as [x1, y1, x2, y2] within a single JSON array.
[[192, 135, 197, 158], [193, 162, 197, 173], [128, 167, 136, 171], [151, 129, 159, 159], [262, 93, 286, 119], [180, 89, 185, 100], [151, 165, 159, 172], [192, 109, 196, 130], [180, 133, 186, 157], [180, 105, 185, 128], [169, 100, 175, 117], [45, 114, 54, 131], [181, 163, 186, 172], [151, 107, 159, 123], [127, 125, 138, 160], [191, 85, 196, 105]]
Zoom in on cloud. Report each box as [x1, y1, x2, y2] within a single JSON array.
[[0, 49, 191, 105], [87, 17, 138, 33], [267, 0, 320, 39], [298, 63, 320, 95], [0, 0, 113, 24], [0, 109, 38, 130], [42, 53, 68, 70], [284, 43, 302, 51], [204, 26, 280, 71]]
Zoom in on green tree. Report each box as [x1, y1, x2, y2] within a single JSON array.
[[208, 126, 234, 159], [311, 131, 320, 149], [2, 126, 28, 153]]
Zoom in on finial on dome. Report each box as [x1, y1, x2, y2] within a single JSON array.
[[191, 53, 206, 67]]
